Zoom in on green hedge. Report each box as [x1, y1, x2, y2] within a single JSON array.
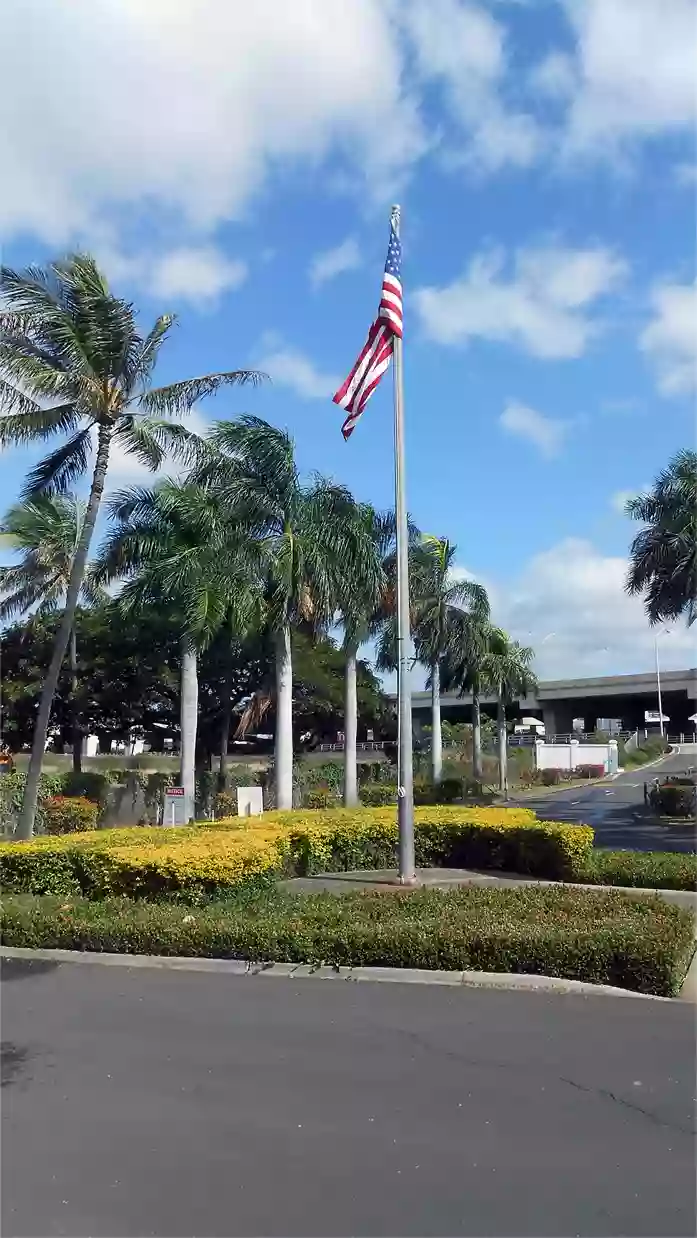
[[0, 806, 590, 901], [2, 885, 693, 997], [579, 848, 697, 891]]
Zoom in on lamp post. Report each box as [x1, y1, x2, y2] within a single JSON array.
[[654, 629, 671, 739]]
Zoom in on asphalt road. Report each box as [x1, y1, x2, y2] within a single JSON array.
[[514, 750, 697, 853], [3, 958, 696, 1237]]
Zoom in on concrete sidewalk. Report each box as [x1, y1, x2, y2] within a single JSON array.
[[279, 867, 697, 911]]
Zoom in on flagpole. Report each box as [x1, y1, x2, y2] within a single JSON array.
[[390, 204, 416, 884]]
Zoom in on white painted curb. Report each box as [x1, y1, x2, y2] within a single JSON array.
[[0, 945, 678, 1001]]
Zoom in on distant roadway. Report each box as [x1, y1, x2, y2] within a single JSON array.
[[513, 748, 696, 853]]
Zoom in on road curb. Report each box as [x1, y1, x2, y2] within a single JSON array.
[[0, 945, 676, 1001]]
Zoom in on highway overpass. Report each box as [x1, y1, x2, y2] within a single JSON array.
[[406, 668, 697, 736]]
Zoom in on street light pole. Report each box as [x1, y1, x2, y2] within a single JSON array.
[[653, 638, 663, 732]]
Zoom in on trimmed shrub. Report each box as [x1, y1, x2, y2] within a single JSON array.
[[649, 781, 696, 819], [575, 764, 606, 780], [360, 783, 396, 806], [2, 885, 693, 997], [579, 848, 697, 892], [43, 796, 99, 835], [541, 768, 563, 786], [0, 803, 587, 899], [305, 787, 340, 809]]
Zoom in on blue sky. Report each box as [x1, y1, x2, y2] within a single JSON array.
[[1, 0, 695, 680]]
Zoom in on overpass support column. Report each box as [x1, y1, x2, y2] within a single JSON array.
[[542, 707, 556, 737]]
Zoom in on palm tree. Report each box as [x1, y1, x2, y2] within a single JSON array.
[[484, 630, 537, 798], [0, 494, 106, 772], [626, 449, 697, 626], [93, 480, 258, 816], [440, 602, 493, 786], [335, 505, 391, 806], [0, 254, 263, 837], [193, 416, 361, 810], [410, 536, 489, 784]]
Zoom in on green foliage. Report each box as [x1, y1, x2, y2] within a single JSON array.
[[0, 805, 587, 898], [2, 886, 693, 997], [625, 448, 697, 626], [42, 796, 99, 834], [0, 769, 63, 835], [578, 848, 697, 891], [649, 780, 696, 818], [359, 783, 396, 805]]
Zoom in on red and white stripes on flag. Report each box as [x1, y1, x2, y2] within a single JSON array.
[[333, 220, 402, 440]]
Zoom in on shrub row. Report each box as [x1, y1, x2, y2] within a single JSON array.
[[578, 848, 697, 892], [0, 805, 592, 900], [2, 885, 693, 997]]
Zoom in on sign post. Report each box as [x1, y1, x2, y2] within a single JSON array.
[[163, 786, 189, 827]]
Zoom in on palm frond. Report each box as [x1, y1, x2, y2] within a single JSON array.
[[0, 388, 81, 444], [139, 370, 266, 418], [22, 429, 92, 498]]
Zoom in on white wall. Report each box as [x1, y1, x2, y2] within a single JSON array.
[[535, 740, 618, 774]]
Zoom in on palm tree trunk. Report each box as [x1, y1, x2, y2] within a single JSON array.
[[180, 640, 198, 821], [431, 660, 442, 785], [472, 680, 483, 784], [497, 689, 508, 798], [218, 660, 233, 786], [17, 424, 113, 839], [219, 697, 232, 784], [343, 644, 359, 807], [274, 624, 293, 810], [70, 626, 82, 774]]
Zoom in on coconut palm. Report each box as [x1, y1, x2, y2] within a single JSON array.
[[0, 493, 106, 772], [192, 416, 363, 809], [410, 536, 489, 784], [626, 449, 697, 626], [440, 603, 493, 786], [484, 630, 537, 798], [335, 505, 391, 806], [0, 253, 264, 837], [93, 480, 259, 816]]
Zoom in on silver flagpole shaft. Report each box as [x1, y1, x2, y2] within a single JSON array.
[[391, 204, 416, 884]]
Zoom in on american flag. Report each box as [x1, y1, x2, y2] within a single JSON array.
[[333, 218, 402, 440]]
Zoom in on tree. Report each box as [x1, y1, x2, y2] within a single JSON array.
[[335, 504, 391, 806], [440, 600, 493, 785], [93, 480, 258, 814], [484, 630, 537, 797], [410, 536, 489, 784], [0, 494, 105, 771], [0, 253, 263, 837], [193, 417, 364, 809], [626, 449, 697, 626]]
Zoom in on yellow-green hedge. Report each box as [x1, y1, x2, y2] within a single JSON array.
[[0, 805, 593, 900]]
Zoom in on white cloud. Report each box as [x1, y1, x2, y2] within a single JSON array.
[[309, 237, 362, 288], [610, 486, 650, 515], [0, 0, 425, 246], [529, 51, 576, 100], [414, 243, 627, 358], [640, 280, 697, 396], [256, 338, 340, 400], [498, 537, 695, 679], [674, 162, 697, 187], [556, 0, 697, 157], [399, 0, 544, 171], [500, 401, 568, 458], [149, 248, 247, 304], [98, 409, 210, 493]]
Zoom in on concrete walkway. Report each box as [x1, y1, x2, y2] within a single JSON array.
[[279, 867, 697, 911]]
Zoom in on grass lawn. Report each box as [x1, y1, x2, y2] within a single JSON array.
[[2, 884, 694, 997]]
